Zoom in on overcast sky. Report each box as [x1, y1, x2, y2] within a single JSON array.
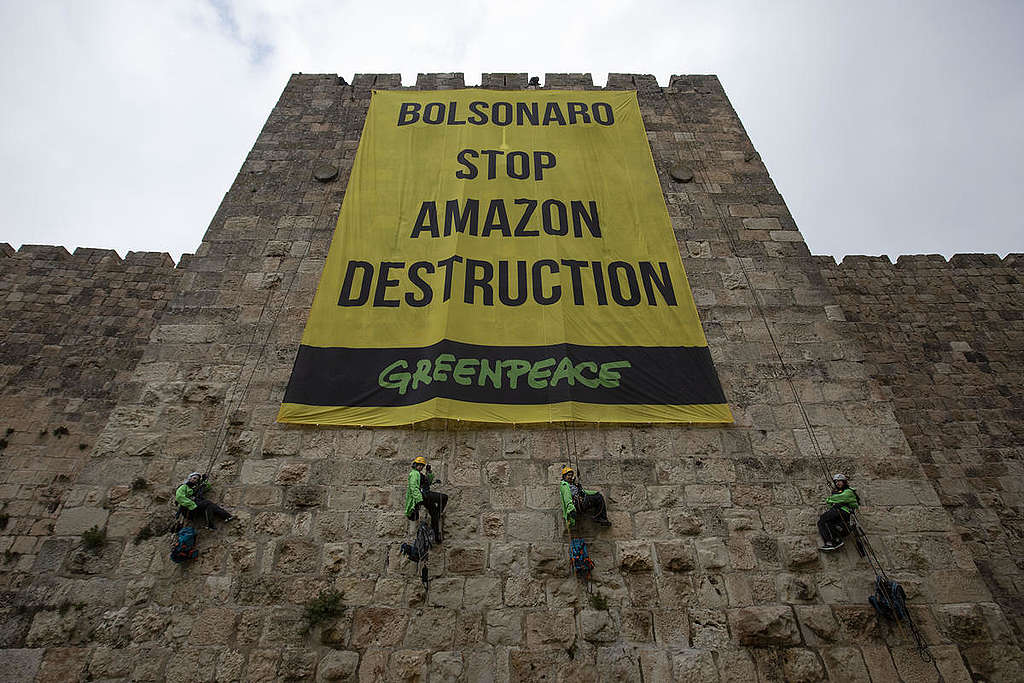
[[1, 1, 1021, 262]]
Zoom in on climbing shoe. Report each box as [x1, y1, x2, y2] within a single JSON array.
[[819, 541, 843, 552]]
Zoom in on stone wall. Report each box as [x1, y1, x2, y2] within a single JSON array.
[[822, 253, 1024, 646], [0, 73, 1020, 682], [0, 244, 181, 580]]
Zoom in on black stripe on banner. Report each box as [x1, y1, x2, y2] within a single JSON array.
[[283, 340, 726, 408]]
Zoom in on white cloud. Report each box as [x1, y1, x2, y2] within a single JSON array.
[[1, 1, 1021, 260]]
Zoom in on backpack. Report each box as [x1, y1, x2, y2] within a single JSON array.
[[868, 576, 909, 621], [170, 526, 199, 564], [570, 538, 594, 580], [400, 521, 434, 563]]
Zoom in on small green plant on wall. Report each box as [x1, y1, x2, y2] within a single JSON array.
[[81, 525, 106, 552]]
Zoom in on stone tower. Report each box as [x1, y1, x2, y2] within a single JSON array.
[[1, 73, 1021, 681]]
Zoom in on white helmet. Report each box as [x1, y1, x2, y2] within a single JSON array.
[[832, 473, 848, 482]]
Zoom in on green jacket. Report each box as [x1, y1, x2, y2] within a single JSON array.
[[405, 468, 435, 517], [174, 480, 211, 510], [559, 480, 596, 527], [825, 486, 859, 514]]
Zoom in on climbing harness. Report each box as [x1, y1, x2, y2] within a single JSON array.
[[661, 89, 939, 667], [561, 421, 596, 591]]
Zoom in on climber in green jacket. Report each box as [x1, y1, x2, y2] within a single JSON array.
[[405, 457, 448, 543], [174, 472, 233, 530], [559, 466, 611, 528], [818, 473, 859, 551]]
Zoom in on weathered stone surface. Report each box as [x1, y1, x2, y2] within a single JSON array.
[[729, 606, 801, 646], [525, 608, 575, 648], [580, 609, 619, 642], [317, 651, 362, 679], [485, 609, 522, 646], [655, 540, 695, 572], [0, 648, 44, 682], [53, 507, 109, 536], [618, 541, 654, 572], [1, 73, 1021, 683], [350, 607, 408, 648]]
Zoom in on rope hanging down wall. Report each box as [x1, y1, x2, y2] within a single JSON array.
[[660, 89, 938, 668], [203, 188, 336, 475]]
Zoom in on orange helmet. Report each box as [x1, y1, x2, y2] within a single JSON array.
[[413, 457, 427, 465]]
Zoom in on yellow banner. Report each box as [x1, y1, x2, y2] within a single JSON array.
[[278, 89, 731, 426]]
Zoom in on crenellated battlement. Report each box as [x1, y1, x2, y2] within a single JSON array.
[[812, 252, 1024, 269], [1, 243, 179, 269], [288, 72, 722, 93]]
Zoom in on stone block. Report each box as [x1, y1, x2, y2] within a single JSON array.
[[779, 535, 819, 569], [427, 577, 464, 609], [695, 537, 729, 570], [350, 607, 408, 648], [447, 545, 486, 574], [794, 605, 838, 645], [525, 608, 575, 648], [781, 648, 826, 682], [485, 609, 522, 645], [273, 537, 318, 573], [729, 606, 800, 646], [189, 607, 237, 645], [617, 541, 654, 572], [655, 541, 695, 572], [53, 507, 109, 536], [0, 649, 44, 682], [405, 610, 456, 649], [820, 646, 871, 682], [504, 575, 545, 607], [580, 609, 619, 643], [463, 577, 501, 607], [935, 603, 990, 643], [26, 609, 80, 648], [668, 512, 703, 535], [655, 609, 692, 646], [672, 649, 718, 682]]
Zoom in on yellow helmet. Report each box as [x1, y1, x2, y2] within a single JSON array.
[[413, 456, 427, 465], [561, 466, 574, 476]]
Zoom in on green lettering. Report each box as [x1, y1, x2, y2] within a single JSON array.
[[453, 358, 479, 385], [504, 359, 531, 389], [598, 360, 631, 388], [478, 358, 502, 388], [576, 361, 599, 388], [433, 353, 456, 381], [549, 357, 577, 387], [378, 359, 412, 395], [528, 358, 556, 389], [411, 359, 433, 391]]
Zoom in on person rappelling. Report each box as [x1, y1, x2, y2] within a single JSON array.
[[405, 456, 448, 543], [174, 472, 234, 530], [559, 466, 611, 527], [818, 473, 859, 551]]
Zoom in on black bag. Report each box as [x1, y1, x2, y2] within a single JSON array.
[[869, 576, 909, 621]]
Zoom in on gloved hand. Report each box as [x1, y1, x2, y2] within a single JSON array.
[[425, 464, 431, 472], [200, 473, 209, 482]]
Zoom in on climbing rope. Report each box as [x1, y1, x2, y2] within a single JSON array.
[[202, 192, 334, 475], [660, 89, 936, 665]]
